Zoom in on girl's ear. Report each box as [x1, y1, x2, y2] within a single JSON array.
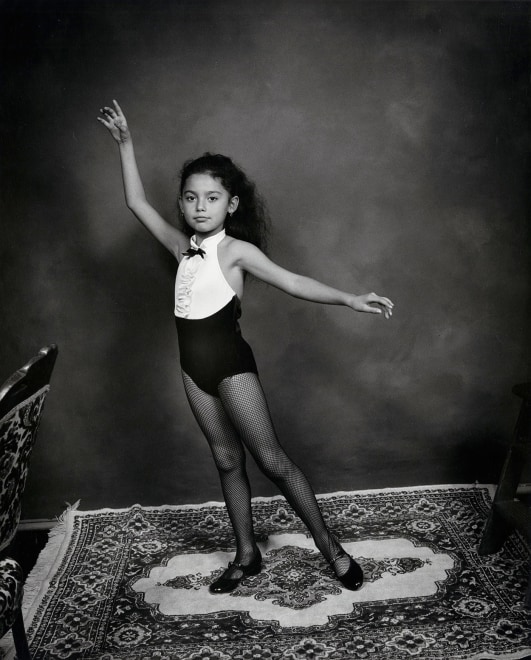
[[178, 197, 184, 213], [229, 196, 239, 214]]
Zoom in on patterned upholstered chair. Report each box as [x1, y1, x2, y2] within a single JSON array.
[[0, 345, 58, 659]]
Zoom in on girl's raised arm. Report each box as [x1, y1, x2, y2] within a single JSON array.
[[233, 241, 394, 318], [98, 100, 187, 258]]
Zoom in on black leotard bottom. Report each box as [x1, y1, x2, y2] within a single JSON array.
[[175, 296, 258, 396]]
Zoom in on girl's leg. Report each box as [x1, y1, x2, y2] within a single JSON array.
[[182, 372, 259, 566], [218, 373, 356, 580]]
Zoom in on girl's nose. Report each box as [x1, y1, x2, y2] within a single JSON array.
[[196, 198, 206, 211]]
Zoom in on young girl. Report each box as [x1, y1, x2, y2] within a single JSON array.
[[98, 100, 393, 594]]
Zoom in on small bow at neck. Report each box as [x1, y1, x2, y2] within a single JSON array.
[[183, 246, 206, 259]]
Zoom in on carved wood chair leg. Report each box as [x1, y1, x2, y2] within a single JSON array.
[[478, 507, 512, 555], [11, 608, 31, 660]]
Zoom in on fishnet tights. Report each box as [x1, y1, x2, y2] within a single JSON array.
[[182, 371, 351, 577]]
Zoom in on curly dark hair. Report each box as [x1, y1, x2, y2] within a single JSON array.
[[178, 153, 270, 252]]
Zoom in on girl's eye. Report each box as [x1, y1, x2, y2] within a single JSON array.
[[208, 196, 219, 202], [185, 196, 195, 202]]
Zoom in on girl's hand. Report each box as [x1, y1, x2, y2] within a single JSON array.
[[349, 293, 394, 319], [97, 100, 130, 143]]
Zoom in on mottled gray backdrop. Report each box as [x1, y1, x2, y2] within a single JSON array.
[[1, 0, 529, 519]]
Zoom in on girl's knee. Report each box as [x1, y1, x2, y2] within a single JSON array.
[[213, 448, 246, 475], [258, 454, 296, 482]]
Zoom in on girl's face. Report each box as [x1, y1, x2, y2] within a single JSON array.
[[179, 173, 239, 238]]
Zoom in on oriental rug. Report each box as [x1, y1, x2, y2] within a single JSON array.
[[2, 485, 530, 659]]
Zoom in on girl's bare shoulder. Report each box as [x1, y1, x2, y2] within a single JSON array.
[[222, 235, 260, 261]]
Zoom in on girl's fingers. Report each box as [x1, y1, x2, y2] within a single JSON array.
[[362, 294, 394, 318], [373, 294, 393, 306], [373, 295, 394, 310], [370, 300, 392, 318], [380, 301, 393, 316], [98, 102, 126, 128]]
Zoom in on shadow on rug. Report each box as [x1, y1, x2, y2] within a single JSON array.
[[3, 485, 531, 659]]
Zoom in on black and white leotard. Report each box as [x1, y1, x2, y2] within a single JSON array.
[[174, 230, 258, 395]]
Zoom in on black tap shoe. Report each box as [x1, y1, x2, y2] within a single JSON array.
[[209, 549, 262, 594], [330, 549, 363, 591]]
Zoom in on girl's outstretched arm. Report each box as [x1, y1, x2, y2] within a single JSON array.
[[98, 100, 187, 258], [233, 241, 394, 318]]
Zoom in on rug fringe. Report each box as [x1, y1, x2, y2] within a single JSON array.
[[20, 500, 79, 617], [0, 501, 80, 660], [52, 498, 81, 532], [53, 484, 495, 518]]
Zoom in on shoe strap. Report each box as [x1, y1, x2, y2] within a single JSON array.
[[228, 550, 260, 571], [227, 557, 256, 571], [329, 547, 348, 568], [327, 532, 348, 567]]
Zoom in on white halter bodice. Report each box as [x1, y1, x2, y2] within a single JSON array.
[[174, 230, 236, 319]]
